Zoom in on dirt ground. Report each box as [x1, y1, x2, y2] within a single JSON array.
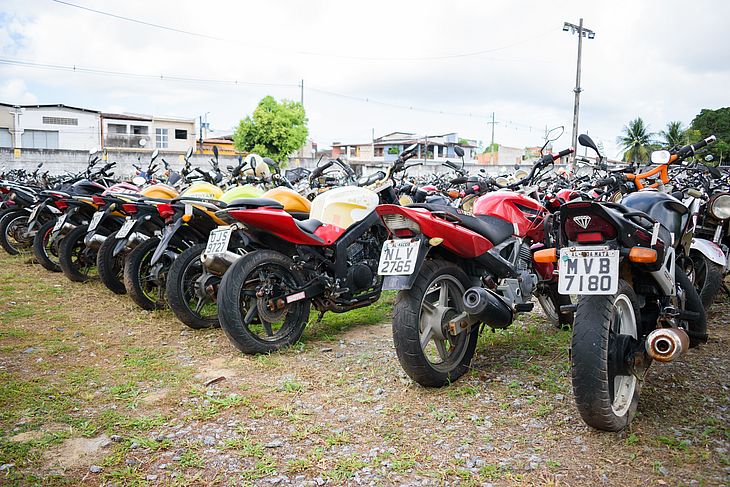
[[0, 252, 728, 486]]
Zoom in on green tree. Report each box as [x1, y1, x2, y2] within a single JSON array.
[[659, 121, 686, 149], [690, 107, 730, 165], [617, 117, 655, 163], [233, 96, 308, 162]]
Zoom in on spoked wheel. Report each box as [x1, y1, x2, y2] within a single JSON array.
[[32, 220, 62, 272], [571, 279, 641, 431], [59, 225, 99, 282], [392, 260, 479, 387], [0, 210, 33, 255], [167, 244, 220, 329], [537, 282, 574, 328], [124, 237, 174, 310], [218, 250, 310, 354], [97, 230, 127, 294]]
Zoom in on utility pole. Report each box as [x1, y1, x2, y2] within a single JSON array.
[[563, 18, 595, 171], [300, 79, 304, 107], [486, 112, 499, 150]]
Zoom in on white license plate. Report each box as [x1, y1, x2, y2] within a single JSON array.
[[205, 227, 232, 255], [28, 205, 40, 222], [88, 211, 104, 232], [52, 214, 66, 232], [378, 239, 420, 275], [116, 218, 136, 239], [558, 247, 619, 295]]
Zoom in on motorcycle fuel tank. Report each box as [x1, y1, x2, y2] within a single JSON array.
[[310, 186, 378, 230], [472, 190, 546, 239]]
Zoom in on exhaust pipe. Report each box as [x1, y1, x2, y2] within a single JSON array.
[[84, 233, 107, 250], [462, 287, 512, 329], [646, 328, 689, 362], [201, 251, 241, 276]]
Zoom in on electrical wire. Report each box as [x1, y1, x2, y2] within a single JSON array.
[[49, 0, 557, 62]]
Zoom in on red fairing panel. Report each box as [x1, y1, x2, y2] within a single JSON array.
[[226, 208, 328, 246], [473, 191, 546, 240], [314, 224, 345, 245], [375, 204, 493, 258]]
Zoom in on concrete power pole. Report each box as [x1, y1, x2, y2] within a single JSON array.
[[563, 19, 595, 170]]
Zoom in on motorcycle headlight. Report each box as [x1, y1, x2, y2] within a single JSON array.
[[709, 193, 730, 220]]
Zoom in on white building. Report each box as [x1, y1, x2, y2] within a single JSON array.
[[0, 103, 101, 151]]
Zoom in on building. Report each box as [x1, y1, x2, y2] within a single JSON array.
[[0, 103, 100, 150], [332, 132, 479, 166], [101, 113, 195, 152]]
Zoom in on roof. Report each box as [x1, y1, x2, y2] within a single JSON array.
[[0, 103, 100, 114], [102, 112, 152, 122], [153, 115, 195, 124]]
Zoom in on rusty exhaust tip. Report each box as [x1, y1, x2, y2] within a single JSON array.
[[645, 328, 689, 362]]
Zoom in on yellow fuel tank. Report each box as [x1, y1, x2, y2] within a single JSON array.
[[263, 187, 311, 214], [310, 186, 378, 229], [180, 182, 225, 224], [141, 183, 179, 200]]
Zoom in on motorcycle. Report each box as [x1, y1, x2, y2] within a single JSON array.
[[213, 145, 419, 354], [545, 134, 714, 431]]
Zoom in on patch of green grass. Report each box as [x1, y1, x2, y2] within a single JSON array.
[[1, 303, 35, 320], [324, 430, 350, 447], [305, 291, 395, 341], [178, 449, 204, 468], [241, 456, 277, 481], [279, 378, 304, 393], [479, 463, 511, 481], [0, 327, 31, 338], [222, 435, 265, 458], [625, 433, 640, 446], [126, 436, 171, 452], [101, 466, 145, 486], [324, 454, 368, 481], [287, 447, 324, 473], [656, 436, 690, 451], [191, 392, 250, 420], [447, 385, 479, 398]]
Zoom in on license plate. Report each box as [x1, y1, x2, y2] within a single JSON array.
[[116, 218, 136, 239], [558, 247, 619, 295], [52, 214, 67, 232], [378, 239, 420, 275], [88, 211, 104, 232], [205, 227, 232, 255], [28, 205, 41, 222]]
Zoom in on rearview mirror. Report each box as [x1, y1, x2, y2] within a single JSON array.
[[151, 148, 159, 161], [454, 146, 465, 158], [546, 126, 564, 142], [213, 146, 219, 159], [705, 154, 715, 162], [650, 150, 671, 165], [132, 176, 146, 187], [705, 164, 722, 179], [404, 143, 418, 153], [185, 147, 193, 159], [578, 134, 600, 156]]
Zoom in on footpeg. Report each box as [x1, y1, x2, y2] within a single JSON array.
[[515, 303, 534, 312], [560, 304, 577, 313]]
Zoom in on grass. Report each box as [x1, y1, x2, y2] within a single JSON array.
[[304, 291, 395, 341]]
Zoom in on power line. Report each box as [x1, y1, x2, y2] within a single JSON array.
[[49, 0, 558, 62]]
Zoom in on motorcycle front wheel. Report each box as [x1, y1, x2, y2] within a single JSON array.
[[537, 282, 574, 328], [59, 225, 99, 282], [391, 259, 479, 387], [96, 231, 127, 295], [571, 279, 641, 432], [0, 210, 32, 255], [218, 250, 310, 354], [166, 243, 219, 329], [123, 237, 170, 310], [32, 220, 62, 272]]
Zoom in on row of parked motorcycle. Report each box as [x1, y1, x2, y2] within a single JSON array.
[[1, 131, 726, 433]]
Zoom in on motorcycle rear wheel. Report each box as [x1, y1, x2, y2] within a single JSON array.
[[167, 243, 219, 329], [32, 220, 62, 272], [392, 259, 479, 387], [59, 225, 100, 282], [218, 250, 310, 354], [0, 210, 32, 255], [571, 279, 640, 432], [97, 231, 127, 295], [537, 282, 574, 328], [123, 237, 169, 310]]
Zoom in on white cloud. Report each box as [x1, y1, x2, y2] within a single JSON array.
[[0, 78, 37, 104]]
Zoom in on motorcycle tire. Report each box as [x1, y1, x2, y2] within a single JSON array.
[[123, 237, 168, 310], [0, 210, 32, 255], [391, 259, 479, 387], [97, 230, 128, 295], [537, 282, 574, 328], [571, 279, 641, 432], [32, 220, 62, 272], [59, 224, 99, 282], [218, 250, 310, 354], [689, 251, 724, 310], [166, 243, 219, 329], [675, 266, 707, 348]]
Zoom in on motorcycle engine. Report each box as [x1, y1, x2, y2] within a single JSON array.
[[345, 233, 382, 294]]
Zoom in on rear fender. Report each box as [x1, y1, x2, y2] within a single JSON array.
[[150, 219, 184, 265], [382, 235, 431, 291], [691, 238, 726, 268]]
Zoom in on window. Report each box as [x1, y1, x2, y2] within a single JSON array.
[[42, 116, 78, 126], [21, 130, 59, 149], [108, 124, 127, 134], [131, 125, 149, 135], [156, 128, 168, 148], [175, 129, 187, 140], [374, 147, 384, 157], [0, 128, 11, 148]]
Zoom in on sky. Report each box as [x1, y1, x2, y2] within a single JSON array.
[[0, 0, 728, 158]]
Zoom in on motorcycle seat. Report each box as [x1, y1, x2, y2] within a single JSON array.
[[409, 204, 514, 245], [227, 198, 285, 210], [295, 218, 323, 234]]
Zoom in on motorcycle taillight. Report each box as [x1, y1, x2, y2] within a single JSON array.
[[156, 203, 175, 219], [382, 214, 421, 235], [92, 195, 105, 206], [122, 203, 138, 215], [55, 199, 69, 211], [0, 187, 9, 194], [564, 213, 616, 242]]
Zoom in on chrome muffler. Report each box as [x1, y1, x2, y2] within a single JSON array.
[[462, 287, 513, 329], [201, 251, 241, 276], [85, 233, 107, 250], [645, 328, 689, 362]]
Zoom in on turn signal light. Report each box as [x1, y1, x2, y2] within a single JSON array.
[[533, 248, 557, 263], [121, 203, 138, 215], [628, 247, 657, 263], [92, 195, 105, 206], [156, 203, 175, 219]]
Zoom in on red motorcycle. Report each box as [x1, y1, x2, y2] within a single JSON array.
[[374, 148, 573, 386]]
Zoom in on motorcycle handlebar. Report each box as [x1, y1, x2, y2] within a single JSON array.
[[554, 148, 574, 160], [310, 160, 335, 179], [450, 177, 468, 185], [678, 135, 717, 158]]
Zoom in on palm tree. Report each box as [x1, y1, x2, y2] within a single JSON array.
[[617, 117, 655, 163], [659, 121, 686, 149]]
